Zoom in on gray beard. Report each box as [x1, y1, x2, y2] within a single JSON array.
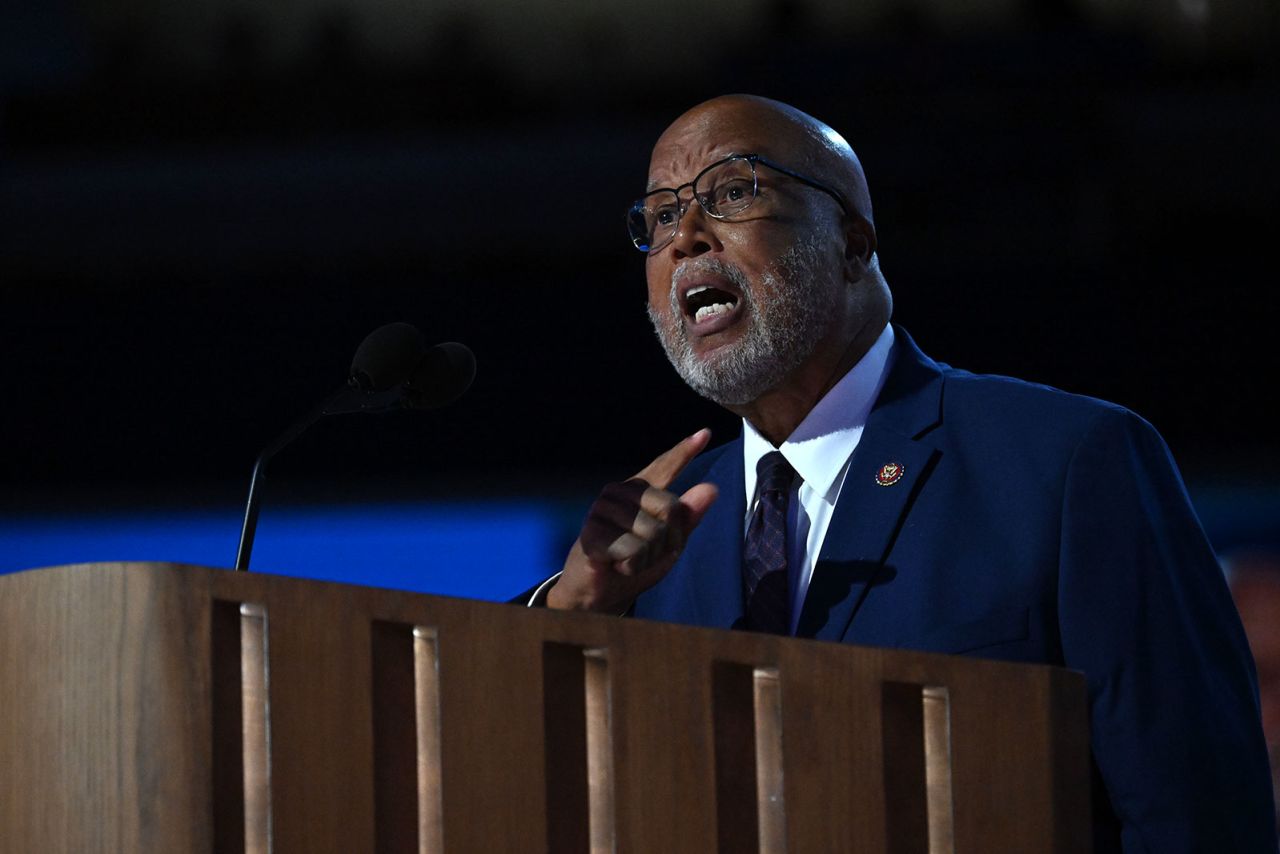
[[647, 236, 836, 407]]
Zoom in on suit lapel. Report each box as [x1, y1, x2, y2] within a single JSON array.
[[798, 328, 945, 641], [798, 428, 939, 639]]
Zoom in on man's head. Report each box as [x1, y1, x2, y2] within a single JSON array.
[[640, 95, 891, 413]]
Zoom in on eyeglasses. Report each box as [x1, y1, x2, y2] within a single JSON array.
[[626, 153, 851, 253]]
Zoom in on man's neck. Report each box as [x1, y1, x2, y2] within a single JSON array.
[[731, 321, 888, 446]]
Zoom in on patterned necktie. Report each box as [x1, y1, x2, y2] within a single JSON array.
[[743, 451, 796, 635]]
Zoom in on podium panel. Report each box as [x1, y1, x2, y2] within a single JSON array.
[[0, 563, 1090, 853]]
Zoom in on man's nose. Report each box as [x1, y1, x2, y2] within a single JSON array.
[[669, 196, 722, 259]]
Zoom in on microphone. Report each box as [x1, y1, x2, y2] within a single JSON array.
[[351, 321, 427, 391], [403, 342, 476, 410], [322, 322, 425, 415], [234, 323, 476, 571], [325, 339, 476, 415]]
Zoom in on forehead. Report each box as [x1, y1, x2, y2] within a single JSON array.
[[646, 107, 803, 190]]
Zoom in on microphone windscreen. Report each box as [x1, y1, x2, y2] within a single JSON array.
[[403, 342, 476, 410], [350, 322, 427, 391]]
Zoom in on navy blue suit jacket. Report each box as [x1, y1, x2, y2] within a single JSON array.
[[635, 327, 1275, 853]]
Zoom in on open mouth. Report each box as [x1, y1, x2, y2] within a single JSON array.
[[683, 284, 741, 326]]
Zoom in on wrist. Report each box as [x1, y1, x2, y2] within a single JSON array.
[[545, 580, 573, 610]]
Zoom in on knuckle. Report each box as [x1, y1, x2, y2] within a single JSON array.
[[580, 535, 609, 559], [607, 534, 641, 563], [646, 519, 669, 543], [650, 494, 680, 521]]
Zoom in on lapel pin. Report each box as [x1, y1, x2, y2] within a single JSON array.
[[875, 461, 905, 487]]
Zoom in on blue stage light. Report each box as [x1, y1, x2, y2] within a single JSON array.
[[0, 503, 565, 601]]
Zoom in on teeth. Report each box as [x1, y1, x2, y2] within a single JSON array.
[[695, 303, 732, 323], [686, 284, 711, 298]]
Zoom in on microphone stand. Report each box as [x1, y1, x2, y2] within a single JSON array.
[[232, 336, 473, 572], [234, 383, 385, 572], [236, 386, 348, 573]]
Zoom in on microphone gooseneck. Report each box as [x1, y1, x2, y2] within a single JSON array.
[[234, 324, 476, 572]]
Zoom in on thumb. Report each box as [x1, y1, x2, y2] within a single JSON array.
[[678, 482, 719, 532]]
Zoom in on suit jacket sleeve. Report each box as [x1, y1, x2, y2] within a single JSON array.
[[1058, 407, 1275, 852]]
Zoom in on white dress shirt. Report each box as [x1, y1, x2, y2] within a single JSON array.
[[741, 323, 895, 634]]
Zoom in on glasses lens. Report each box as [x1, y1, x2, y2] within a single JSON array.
[[627, 190, 680, 252], [626, 202, 652, 251], [696, 157, 756, 218]]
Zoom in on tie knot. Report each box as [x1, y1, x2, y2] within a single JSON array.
[[756, 451, 796, 496]]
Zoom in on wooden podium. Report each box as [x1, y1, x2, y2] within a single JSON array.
[[0, 563, 1091, 853]]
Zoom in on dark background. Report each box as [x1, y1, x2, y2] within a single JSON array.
[[3, 0, 1277, 552]]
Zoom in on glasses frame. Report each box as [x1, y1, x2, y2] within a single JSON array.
[[627, 153, 852, 253]]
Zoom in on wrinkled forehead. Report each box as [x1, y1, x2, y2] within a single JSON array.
[[645, 108, 811, 191]]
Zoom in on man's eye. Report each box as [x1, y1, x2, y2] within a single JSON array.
[[714, 179, 753, 209], [653, 205, 679, 227]]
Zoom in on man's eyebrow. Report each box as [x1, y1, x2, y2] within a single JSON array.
[[646, 174, 691, 194]]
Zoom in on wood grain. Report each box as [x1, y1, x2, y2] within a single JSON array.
[[0, 563, 1091, 853]]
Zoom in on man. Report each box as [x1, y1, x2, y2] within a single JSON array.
[[537, 95, 1275, 852]]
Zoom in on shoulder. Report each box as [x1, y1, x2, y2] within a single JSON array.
[[936, 363, 1161, 454], [887, 326, 1160, 459], [941, 363, 1126, 422], [907, 354, 1182, 494]]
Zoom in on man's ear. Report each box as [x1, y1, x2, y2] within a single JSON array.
[[842, 216, 877, 282]]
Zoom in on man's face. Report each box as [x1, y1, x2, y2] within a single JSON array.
[[643, 111, 847, 407]]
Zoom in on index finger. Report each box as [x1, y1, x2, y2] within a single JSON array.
[[634, 428, 712, 490]]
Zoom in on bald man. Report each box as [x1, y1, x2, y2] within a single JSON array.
[[538, 96, 1275, 852]]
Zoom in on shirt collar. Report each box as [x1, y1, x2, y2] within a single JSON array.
[[743, 323, 895, 505]]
